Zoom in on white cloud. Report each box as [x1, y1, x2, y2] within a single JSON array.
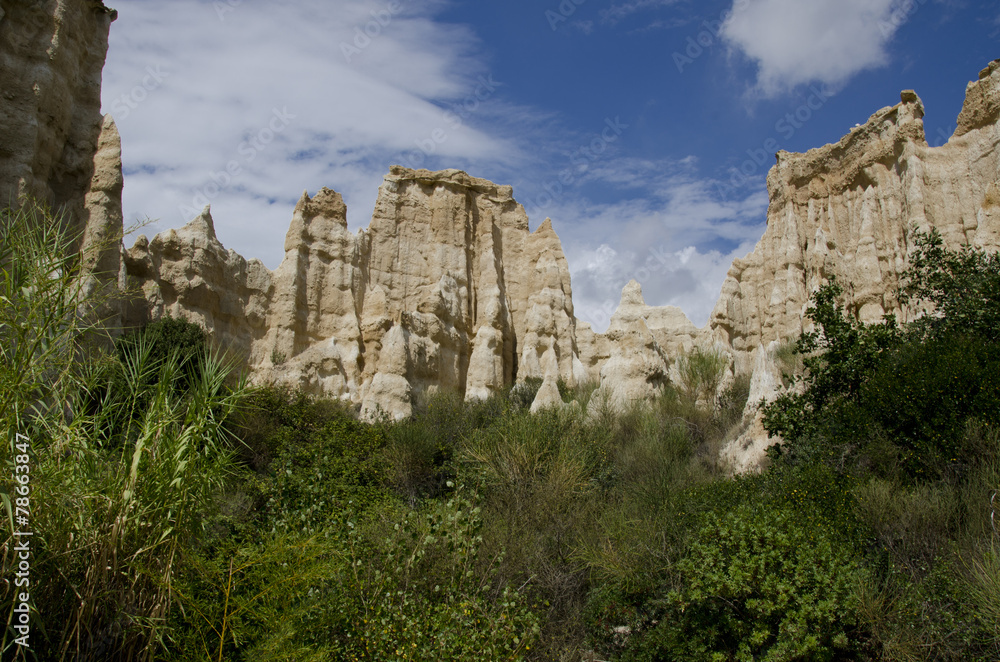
[[721, 0, 908, 96], [103, 0, 520, 268], [528, 160, 769, 330]]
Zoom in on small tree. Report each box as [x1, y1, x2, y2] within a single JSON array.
[[763, 230, 1000, 481]]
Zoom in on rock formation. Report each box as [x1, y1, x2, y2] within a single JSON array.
[[709, 62, 1000, 360], [0, 0, 118, 228], [708, 60, 1000, 469], [587, 281, 672, 412], [118, 60, 1000, 448], [123, 167, 585, 420], [4, 1, 998, 472]]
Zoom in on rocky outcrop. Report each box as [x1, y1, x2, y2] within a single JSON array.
[[123, 207, 273, 360], [709, 61, 1000, 361], [124, 167, 586, 420], [80, 115, 124, 297], [710, 59, 1000, 470], [10, 3, 996, 469], [587, 281, 672, 412], [0, 0, 117, 228]]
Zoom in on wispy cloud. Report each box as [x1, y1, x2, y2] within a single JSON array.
[[525, 157, 768, 330], [103, 0, 530, 268]]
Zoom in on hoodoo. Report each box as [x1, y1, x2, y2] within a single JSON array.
[[2, 3, 998, 467]]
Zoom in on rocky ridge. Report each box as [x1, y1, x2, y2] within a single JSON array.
[[3, 3, 999, 469], [0, 0, 119, 233], [123, 167, 585, 420], [712, 60, 1000, 469]]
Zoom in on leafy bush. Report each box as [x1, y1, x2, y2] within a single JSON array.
[[763, 232, 1000, 481], [250, 389, 390, 534], [625, 504, 865, 662], [295, 490, 541, 661], [761, 277, 900, 460], [716, 371, 752, 432], [900, 229, 1000, 342], [510, 377, 543, 410], [676, 348, 728, 405]]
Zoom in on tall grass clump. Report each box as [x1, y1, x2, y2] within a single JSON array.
[[0, 203, 249, 660], [0, 203, 102, 437]]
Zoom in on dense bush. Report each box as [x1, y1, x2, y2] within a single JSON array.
[[585, 463, 866, 661], [630, 505, 864, 662], [301, 490, 541, 661], [764, 231, 1000, 482]]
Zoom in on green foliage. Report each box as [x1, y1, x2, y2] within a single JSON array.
[[624, 504, 865, 662], [11, 207, 999, 660], [583, 463, 865, 661], [967, 544, 1000, 647], [0, 203, 248, 660], [380, 391, 508, 504], [462, 407, 600, 511], [510, 377, 543, 410], [676, 347, 728, 405], [168, 533, 336, 662], [716, 372, 752, 431], [762, 277, 900, 454], [0, 202, 101, 437], [4, 337, 247, 659], [292, 490, 541, 661], [900, 229, 1000, 342], [763, 232, 1000, 480], [858, 333, 1000, 480], [773, 340, 804, 387], [242, 387, 390, 533], [118, 316, 208, 372]]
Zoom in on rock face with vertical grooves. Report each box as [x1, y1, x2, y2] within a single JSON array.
[[0, 0, 117, 226], [708, 61, 1000, 360], [709, 60, 1000, 470], [123, 167, 583, 420], [4, 4, 999, 472]]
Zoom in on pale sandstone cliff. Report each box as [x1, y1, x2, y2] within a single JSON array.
[[710, 62, 1000, 359], [0, 0, 118, 224], [587, 281, 672, 412], [0, 0, 123, 310], [709, 60, 1000, 470], [121, 60, 1000, 440], [123, 167, 584, 420], [7, 4, 997, 467]]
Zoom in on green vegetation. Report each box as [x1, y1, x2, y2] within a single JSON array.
[[2, 208, 998, 661]]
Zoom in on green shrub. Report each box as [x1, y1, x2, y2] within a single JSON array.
[[257, 399, 390, 535], [167, 533, 337, 662], [625, 504, 866, 662], [967, 544, 1000, 650], [510, 377, 543, 410], [900, 228, 1000, 343], [0, 202, 101, 436], [716, 371, 752, 433], [295, 490, 541, 661], [859, 334, 1000, 481], [22, 345, 247, 660], [676, 348, 728, 405], [764, 232, 1000, 484]]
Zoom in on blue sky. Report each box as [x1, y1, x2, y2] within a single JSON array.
[[101, 0, 999, 331]]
